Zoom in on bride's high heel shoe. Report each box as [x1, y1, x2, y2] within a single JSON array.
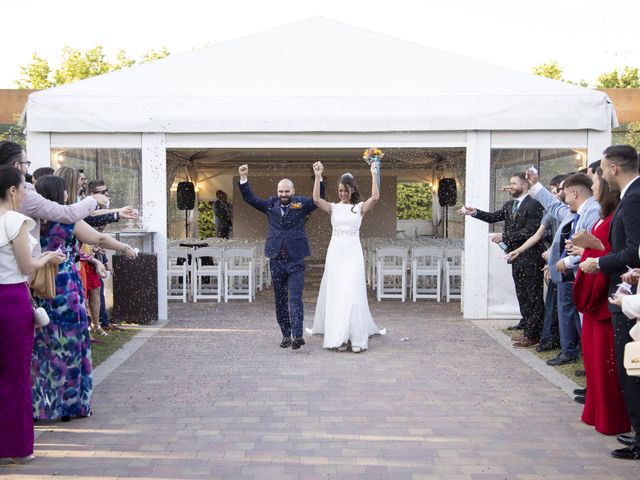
[[336, 343, 349, 352]]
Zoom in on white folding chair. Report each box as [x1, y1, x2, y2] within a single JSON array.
[[411, 246, 442, 302], [223, 247, 255, 302], [192, 247, 224, 302], [444, 247, 463, 302], [167, 247, 190, 302], [376, 246, 407, 301]]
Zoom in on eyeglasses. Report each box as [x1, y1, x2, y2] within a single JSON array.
[[93, 188, 109, 194], [15, 160, 31, 168]]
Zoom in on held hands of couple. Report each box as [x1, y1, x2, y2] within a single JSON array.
[[313, 161, 324, 177]]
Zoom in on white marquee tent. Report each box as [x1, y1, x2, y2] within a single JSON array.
[[24, 17, 617, 321]]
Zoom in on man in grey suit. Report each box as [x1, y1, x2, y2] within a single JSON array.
[[528, 171, 601, 366]]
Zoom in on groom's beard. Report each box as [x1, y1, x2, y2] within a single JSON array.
[[279, 196, 291, 205]]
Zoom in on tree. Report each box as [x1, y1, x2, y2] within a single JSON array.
[[198, 201, 216, 239], [623, 122, 640, 151], [15, 46, 171, 89], [397, 182, 432, 220], [532, 60, 563, 81], [596, 66, 640, 88], [532, 60, 588, 86]]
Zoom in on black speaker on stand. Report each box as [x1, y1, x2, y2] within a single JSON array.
[[438, 178, 457, 238], [177, 181, 195, 238]]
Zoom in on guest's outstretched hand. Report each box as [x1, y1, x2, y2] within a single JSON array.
[[621, 268, 640, 285], [458, 205, 476, 216], [313, 161, 324, 177], [119, 206, 136, 219], [525, 167, 539, 186]]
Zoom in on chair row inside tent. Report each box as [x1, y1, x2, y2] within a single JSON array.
[[166, 237, 463, 303], [363, 238, 464, 302], [166, 238, 270, 303]]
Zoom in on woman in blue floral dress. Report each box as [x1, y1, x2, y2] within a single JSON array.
[[32, 175, 138, 420]]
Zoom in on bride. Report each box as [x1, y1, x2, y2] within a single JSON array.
[[306, 161, 386, 353]]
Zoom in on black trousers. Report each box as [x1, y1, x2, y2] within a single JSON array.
[[511, 257, 545, 341], [611, 312, 640, 442]]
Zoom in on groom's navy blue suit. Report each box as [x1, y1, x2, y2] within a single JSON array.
[[239, 180, 324, 339]]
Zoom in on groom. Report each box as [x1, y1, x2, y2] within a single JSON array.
[[238, 165, 325, 350]]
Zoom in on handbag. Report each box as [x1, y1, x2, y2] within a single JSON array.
[[624, 341, 640, 377], [624, 321, 640, 377], [30, 262, 57, 299], [26, 282, 50, 328]]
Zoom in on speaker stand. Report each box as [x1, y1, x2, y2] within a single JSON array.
[[184, 210, 189, 239], [444, 206, 449, 239]]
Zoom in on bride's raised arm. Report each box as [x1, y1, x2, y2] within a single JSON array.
[[361, 162, 380, 214], [313, 162, 331, 213]]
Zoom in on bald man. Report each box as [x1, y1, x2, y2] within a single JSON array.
[[238, 165, 325, 350]]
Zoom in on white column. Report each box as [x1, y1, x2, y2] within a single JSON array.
[[587, 105, 612, 163], [25, 131, 50, 170], [142, 133, 167, 321], [463, 131, 491, 319]]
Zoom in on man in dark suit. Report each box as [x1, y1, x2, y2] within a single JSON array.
[[462, 172, 545, 347], [238, 164, 324, 350], [580, 145, 640, 460]]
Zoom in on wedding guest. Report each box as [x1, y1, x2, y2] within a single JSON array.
[[55, 168, 135, 228], [32, 175, 137, 421], [461, 173, 545, 347], [572, 167, 629, 435], [213, 190, 232, 239], [31, 167, 54, 184], [528, 172, 600, 366], [0, 165, 65, 465], [0, 141, 109, 254], [580, 144, 640, 460], [506, 174, 568, 350]]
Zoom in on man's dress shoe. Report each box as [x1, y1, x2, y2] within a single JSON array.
[[507, 322, 525, 331], [574, 395, 585, 405], [291, 336, 305, 350], [610, 445, 640, 460], [546, 353, 578, 366], [617, 434, 636, 447], [573, 387, 586, 396], [280, 337, 292, 348], [513, 337, 537, 347], [536, 343, 556, 352]]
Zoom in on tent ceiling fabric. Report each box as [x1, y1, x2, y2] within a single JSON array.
[[169, 148, 465, 172], [26, 17, 615, 133]]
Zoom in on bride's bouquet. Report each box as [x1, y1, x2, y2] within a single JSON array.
[[362, 147, 383, 189]]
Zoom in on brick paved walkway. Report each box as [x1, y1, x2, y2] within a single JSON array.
[[5, 292, 638, 479]]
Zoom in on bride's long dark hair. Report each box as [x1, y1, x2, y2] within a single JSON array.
[[338, 174, 362, 213]]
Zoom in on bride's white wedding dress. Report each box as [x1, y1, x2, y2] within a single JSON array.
[[307, 202, 385, 351]]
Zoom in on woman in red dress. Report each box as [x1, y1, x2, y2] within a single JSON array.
[[574, 167, 629, 435]]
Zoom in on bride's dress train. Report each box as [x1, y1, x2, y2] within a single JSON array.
[[307, 202, 385, 350]]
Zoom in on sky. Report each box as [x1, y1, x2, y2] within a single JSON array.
[[2, 0, 638, 89]]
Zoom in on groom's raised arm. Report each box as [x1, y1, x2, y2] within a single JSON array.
[[238, 164, 269, 213]]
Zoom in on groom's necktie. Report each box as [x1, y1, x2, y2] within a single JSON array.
[[280, 204, 290, 217]]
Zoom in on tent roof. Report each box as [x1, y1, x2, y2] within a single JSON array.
[[26, 17, 616, 133]]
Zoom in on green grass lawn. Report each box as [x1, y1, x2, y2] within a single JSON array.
[[502, 328, 586, 387], [91, 327, 139, 368]]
